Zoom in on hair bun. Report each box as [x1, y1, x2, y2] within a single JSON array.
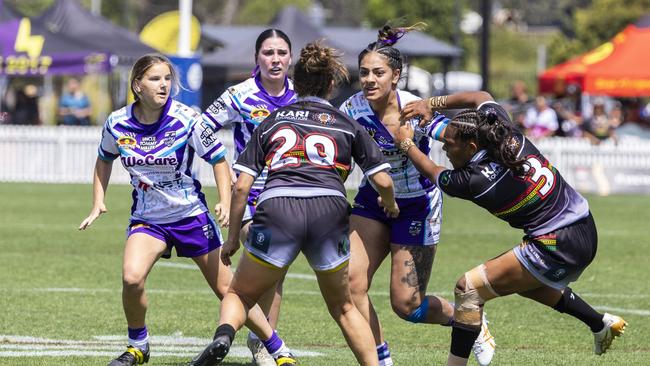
[[481, 108, 499, 125]]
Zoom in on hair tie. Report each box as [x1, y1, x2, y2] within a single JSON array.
[[482, 108, 499, 125], [379, 29, 406, 46]]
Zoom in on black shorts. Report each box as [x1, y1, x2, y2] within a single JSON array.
[[514, 212, 597, 289], [245, 196, 352, 271]]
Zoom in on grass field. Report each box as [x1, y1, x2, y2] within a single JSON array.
[[1, 182, 649, 365]]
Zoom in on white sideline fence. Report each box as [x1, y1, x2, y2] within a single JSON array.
[[1, 125, 650, 195]]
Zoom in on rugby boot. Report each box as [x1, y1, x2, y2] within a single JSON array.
[[471, 312, 495, 365], [273, 351, 297, 365], [594, 313, 627, 355], [247, 333, 276, 366], [107, 344, 149, 366], [189, 335, 231, 366]]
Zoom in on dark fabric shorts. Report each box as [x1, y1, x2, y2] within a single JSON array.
[[514, 212, 597, 289], [127, 212, 222, 258], [245, 196, 351, 271]]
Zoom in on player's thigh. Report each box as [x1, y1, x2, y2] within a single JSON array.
[[230, 251, 287, 304], [123, 232, 167, 283], [389, 244, 436, 306], [349, 215, 391, 286]]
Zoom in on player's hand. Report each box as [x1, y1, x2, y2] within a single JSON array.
[[401, 100, 433, 123], [220, 238, 240, 266], [78, 203, 107, 230], [395, 123, 415, 144], [214, 203, 230, 228], [377, 197, 400, 218]]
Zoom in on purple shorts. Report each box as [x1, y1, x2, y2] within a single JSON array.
[[351, 187, 442, 246], [127, 212, 223, 258]]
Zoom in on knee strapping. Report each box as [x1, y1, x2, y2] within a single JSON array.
[[405, 296, 430, 323], [454, 264, 499, 326]]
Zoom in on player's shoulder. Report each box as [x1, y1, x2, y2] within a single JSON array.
[[226, 78, 258, 100], [168, 100, 201, 125], [104, 105, 130, 129], [396, 89, 421, 104], [341, 92, 371, 116]]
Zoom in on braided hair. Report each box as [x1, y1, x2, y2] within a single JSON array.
[[358, 22, 426, 73], [293, 41, 349, 98], [451, 109, 528, 175]]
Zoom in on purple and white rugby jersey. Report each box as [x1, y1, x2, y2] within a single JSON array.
[[98, 99, 227, 224], [340, 90, 447, 199], [202, 76, 296, 199]]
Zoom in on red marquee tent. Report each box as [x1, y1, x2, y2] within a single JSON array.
[[539, 17, 650, 97]]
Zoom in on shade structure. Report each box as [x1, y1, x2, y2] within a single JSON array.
[[202, 6, 462, 71], [539, 18, 650, 97], [36, 0, 156, 65]]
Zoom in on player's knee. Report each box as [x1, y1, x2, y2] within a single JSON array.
[[348, 274, 370, 299], [122, 271, 146, 291], [454, 265, 499, 327], [401, 297, 430, 323], [326, 298, 356, 320]]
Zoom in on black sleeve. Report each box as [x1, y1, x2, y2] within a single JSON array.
[[233, 125, 266, 178], [437, 167, 475, 200]]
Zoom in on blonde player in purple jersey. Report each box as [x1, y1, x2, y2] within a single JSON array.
[[340, 25, 494, 366], [79, 54, 289, 366], [201, 28, 295, 366], [191, 41, 398, 366], [397, 91, 627, 365]]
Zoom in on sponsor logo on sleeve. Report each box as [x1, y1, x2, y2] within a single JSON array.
[[200, 122, 218, 147], [208, 99, 227, 115]]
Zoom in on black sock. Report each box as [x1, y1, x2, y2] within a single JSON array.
[[553, 287, 604, 332], [450, 325, 480, 359], [213, 324, 236, 344]]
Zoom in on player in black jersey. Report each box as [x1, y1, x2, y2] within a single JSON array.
[[191, 42, 398, 366], [395, 91, 627, 366]]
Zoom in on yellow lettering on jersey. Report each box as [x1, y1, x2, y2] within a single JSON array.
[[14, 18, 44, 59]]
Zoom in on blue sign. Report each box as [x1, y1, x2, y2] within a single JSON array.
[[168, 55, 202, 112]]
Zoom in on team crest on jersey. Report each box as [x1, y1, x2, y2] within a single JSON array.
[[408, 220, 423, 236], [250, 108, 270, 123], [117, 135, 137, 149], [315, 112, 335, 125], [139, 136, 157, 152], [163, 131, 176, 147]]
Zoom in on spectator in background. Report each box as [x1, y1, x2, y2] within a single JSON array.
[[505, 80, 532, 129], [523, 96, 558, 138], [58, 78, 91, 126], [583, 99, 619, 144], [552, 100, 583, 138], [13, 84, 40, 125]]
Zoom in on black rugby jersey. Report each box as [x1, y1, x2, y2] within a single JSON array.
[[437, 101, 589, 236], [234, 97, 390, 204]]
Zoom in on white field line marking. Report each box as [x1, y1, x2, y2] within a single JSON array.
[[594, 305, 650, 316], [156, 261, 318, 280], [0, 335, 323, 358], [5, 287, 650, 304]]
